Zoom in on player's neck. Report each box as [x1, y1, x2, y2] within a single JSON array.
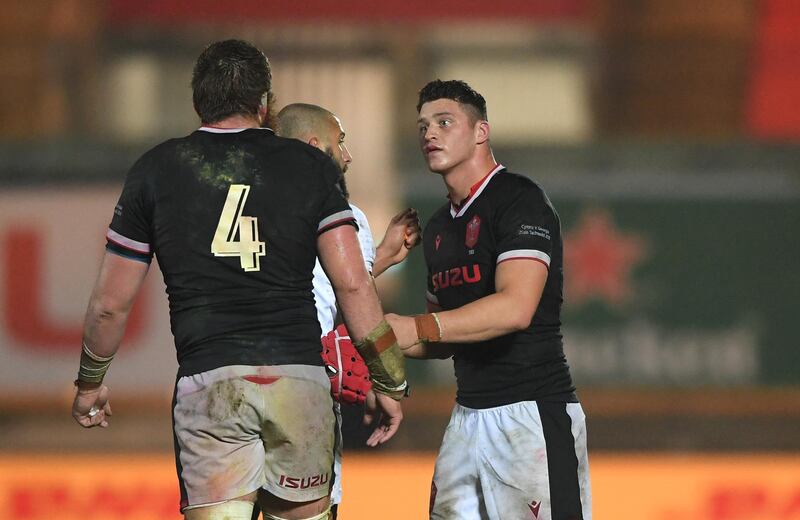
[[204, 114, 262, 129], [442, 153, 497, 205]]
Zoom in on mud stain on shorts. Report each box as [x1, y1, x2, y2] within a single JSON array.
[[207, 379, 246, 422]]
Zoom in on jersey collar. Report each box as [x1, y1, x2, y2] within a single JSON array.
[[449, 164, 504, 218], [198, 126, 274, 133]]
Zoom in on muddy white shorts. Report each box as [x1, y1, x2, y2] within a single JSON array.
[[430, 400, 592, 520], [172, 364, 335, 511], [331, 401, 343, 506]]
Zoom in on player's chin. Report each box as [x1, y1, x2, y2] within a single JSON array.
[[425, 158, 449, 174]]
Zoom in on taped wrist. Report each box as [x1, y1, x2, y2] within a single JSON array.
[[353, 320, 407, 400], [414, 313, 443, 342], [78, 343, 114, 384]]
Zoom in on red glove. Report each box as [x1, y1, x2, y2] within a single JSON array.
[[321, 324, 372, 405]]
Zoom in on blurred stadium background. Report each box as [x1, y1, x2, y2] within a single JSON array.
[[2, 1, 800, 518]]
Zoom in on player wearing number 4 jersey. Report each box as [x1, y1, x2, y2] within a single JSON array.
[[388, 80, 592, 520], [71, 40, 407, 520]]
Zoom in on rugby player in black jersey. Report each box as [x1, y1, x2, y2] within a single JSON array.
[[70, 40, 407, 520], [387, 80, 592, 520]]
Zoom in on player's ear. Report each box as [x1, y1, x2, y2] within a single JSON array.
[[475, 120, 490, 145], [257, 102, 268, 125], [309, 136, 320, 147]]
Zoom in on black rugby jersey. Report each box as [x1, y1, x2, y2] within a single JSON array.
[[423, 165, 576, 408], [106, 127, 355, 377]]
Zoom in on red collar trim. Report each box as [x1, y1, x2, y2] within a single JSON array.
[[449, 164, 503, 217]]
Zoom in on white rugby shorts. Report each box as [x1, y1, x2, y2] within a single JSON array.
[[172, 364, 335, 511], [331, 401, 344, 505], [430, 401, 592, 520]]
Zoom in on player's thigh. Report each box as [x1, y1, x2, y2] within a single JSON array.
[[183, 492, 257, 520], [258, 489, 331, 520], [477, 401, 590, 520], [173, 368, 267, 510], [430, 405, 482, 520], [260, 365, 336, 504]]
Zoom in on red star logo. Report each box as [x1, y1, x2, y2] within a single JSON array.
[[563, 209, 646, 307], [528, 500, 541, 518]]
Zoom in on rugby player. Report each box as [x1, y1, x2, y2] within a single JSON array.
[[388, 80, 592, 520], [71, 40, 407, 520], [275, 102, 421, 519]]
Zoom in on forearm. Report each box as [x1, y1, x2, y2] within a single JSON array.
[[336, 281, 407, 398], [390, 293, 525, 359], [400, 341, 454, 359], [435, 292, 530, 343], [396, 261, 546, 358], [371, 248, 393, 278], [320, 228, 385, 341], [386, 311, 454, 359], [334, 276, 385, 342], [371, 207, 420, 278], [427, 260, 546, 344], [319, 226, 407, 398], [76, 252, 149, 386], [82, 297, 133, 358], [396, 296, 522, 359]]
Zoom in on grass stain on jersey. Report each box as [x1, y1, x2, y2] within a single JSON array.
[[179, 144, 262, 190]]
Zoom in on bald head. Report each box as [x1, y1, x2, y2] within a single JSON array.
[[276, 102, 352, 176], [276, 103, 335, 141]]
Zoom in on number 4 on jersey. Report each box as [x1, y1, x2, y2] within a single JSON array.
[[211, 184, 265, 272]]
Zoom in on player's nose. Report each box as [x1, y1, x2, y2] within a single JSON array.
[[343, 145, 353, 165]]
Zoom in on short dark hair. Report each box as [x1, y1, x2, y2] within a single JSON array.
[[416, 79, 487, 122], [191, 39, 273, 124]]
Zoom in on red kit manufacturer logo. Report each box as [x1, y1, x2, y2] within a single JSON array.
[[528, 500, 541, 518], [465, 215, 481, 248], [435, 234, 441, 250]]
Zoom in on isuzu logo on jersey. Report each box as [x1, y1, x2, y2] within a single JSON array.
[[278, 472, 330, 489], [465, 215, 481, 248], [431, 264, 481, 291]]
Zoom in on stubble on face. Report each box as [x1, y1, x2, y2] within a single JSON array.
[[324, 144, 350, 199]]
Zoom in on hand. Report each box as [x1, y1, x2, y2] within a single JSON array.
[[385, 313, 418, 349], [401, 209, 422, 250], [72, 383, 112, 428], [373, 208, 421, 276], [363, 389, 403, 447]]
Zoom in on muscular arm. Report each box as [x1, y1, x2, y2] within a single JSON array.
[[318, 224, 404, 445], [72, 252, 149, 428], [318, 225, 384, 342], [436, 259, 547, 342], [82, 252, 150, 361], [390, 259, 547, 357]]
